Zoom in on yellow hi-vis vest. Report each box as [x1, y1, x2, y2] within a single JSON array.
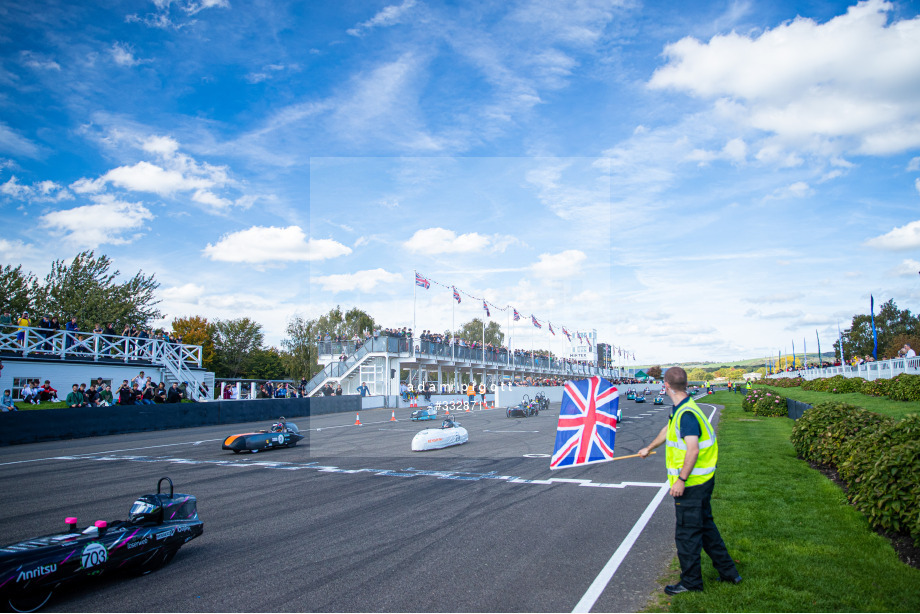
[[666, 397, 718, 487], [746, 381, 752, 390]]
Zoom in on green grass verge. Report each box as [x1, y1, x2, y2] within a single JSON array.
[[647, 391, 920, 613], [756, 384, 917, 420]]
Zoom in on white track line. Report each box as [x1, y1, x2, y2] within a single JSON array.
[[572, 484, 670, 613], [0, 439, 222, 466]]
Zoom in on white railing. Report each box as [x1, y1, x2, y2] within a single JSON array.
[[1, 326, 208, 400], [768, 356, 920, 381]]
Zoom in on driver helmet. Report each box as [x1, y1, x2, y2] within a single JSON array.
[[129, 494, 163, 524]]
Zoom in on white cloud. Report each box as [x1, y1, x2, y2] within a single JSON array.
[[531, 250, 586, 279], [891, 259, 920, 277], [312, 268, 403, 293], [767, 181, 812, 200], [915, 177, 920, 196], [0, 123, 42, 159], [20, 51, 60, 71], [40, 195, 153, 248], [1, 176, 71, 202], [101, 161, 211, 194], [203, 226, 352, 264], [864, 219, 920, 250], [142, 135, 180, 156], [161, 283, 206, 303], [191, 189, 231, 209], [743, 292, 803, 304], [907, 157, 920, 171], [403, 227, 492, 254], [111, 42, 143, 67], [649, 0, 920, 156], [0, 238, 40, 262], [127, 0, 230, 29], [347, 0, 417, 36]]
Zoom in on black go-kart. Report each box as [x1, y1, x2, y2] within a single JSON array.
[[222, 417, 304, 453], [533, 392, 550, 412], [0, 477, 203, 612], [507, 394, 539, 418]]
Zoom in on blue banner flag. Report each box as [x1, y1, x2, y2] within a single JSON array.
[[871, 295, 878, 359]]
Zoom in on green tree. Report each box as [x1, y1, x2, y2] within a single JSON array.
[[171, 315, 217, 371], [0, 264, 39, 318], [647, 365, 662, 379], [213, 317, 264, 377], [281, 315, 321, 380], [37, 251, 161, 328], [836, 298, 920, 360], [315, 305, 377, 339], [687, 367, 710, 382], [455, 318, 504, 347], [244, 347, 287, 379]]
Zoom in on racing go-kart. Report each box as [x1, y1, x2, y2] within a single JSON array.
[[411, 405, 439, 421], [625, 390, 636, 400], [0, 477, 203, 612], [222, 417, 304, 453], [635, 394, 646, 403], [411, 416, 469, 451], [533, 392, 550, 412], [507, 395, 539, 418], [653, 395, 664, 405]]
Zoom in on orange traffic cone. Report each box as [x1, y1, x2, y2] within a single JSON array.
[[354, 413, 362, 426], [390, 410, 397, 422], [465, 403, 471, 412]]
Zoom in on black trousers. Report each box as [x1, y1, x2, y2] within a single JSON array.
[[674, 477, 738, 589]]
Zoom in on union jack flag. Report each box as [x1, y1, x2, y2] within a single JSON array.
[[415, 272, 430, 289], [562, 327, 571, 341], [548, 322, 555, 336], [483, 300, 490, 317], [551, 377, 620, 469], [513, 309, 521, 321], [531, 315, 541, 329], [453, 287, 461, 303]]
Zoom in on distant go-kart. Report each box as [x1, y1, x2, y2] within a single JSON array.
[[411, 406, 439, 421], [0, 477, 203, 613], [635, 394, 647, 403], [507, 395, 539, 418], [534, 392, 550, 412], [625, 390, 636, 400], [222, 418, 303, 453], [653, 395, 664, 405]]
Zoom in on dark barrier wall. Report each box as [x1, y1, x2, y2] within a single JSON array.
[[786, 398, 813, 421], [0, 396, 361, 446]]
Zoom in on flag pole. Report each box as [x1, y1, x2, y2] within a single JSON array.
[[413, 270, 417, 343]]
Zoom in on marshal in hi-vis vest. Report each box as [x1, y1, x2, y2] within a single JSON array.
[[666, 397, 718, 487]]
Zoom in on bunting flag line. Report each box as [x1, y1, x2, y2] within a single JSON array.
[[550, 377, 620, 469], [412, 271, 636, 361]]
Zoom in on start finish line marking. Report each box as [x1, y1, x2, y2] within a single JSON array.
[[46, 453, 666, 490]]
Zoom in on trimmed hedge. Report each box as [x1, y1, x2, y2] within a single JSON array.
[[792, 403, 920, 546], [796, 373, 920, 402], [763, 376, 803, 388]]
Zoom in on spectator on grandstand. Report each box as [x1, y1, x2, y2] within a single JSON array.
[[335, 383, 343, 396], [99, 384, 114, 406], [906, 344, 916, 358], [64, 316, 79, 350], [37, 315, 52, 352], [2, 389, 16, 411], [21, 380, 40, 405], [222, 384, 233, 400], [133, 371, 146, 389], [39, 380, 59, 402], [0, 309, 11, 330], [66, 384, 86, 408], [166, 382, 182, 403], [140, 382, 156, 405], [84, 383, 100, 407], [16, 311, 30, 347], [357, 381, 370, 397], [298, 378, 307, 396], [117, 380, 134, 405]]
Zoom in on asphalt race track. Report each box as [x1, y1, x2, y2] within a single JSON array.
[[0, 391, 724, 613]]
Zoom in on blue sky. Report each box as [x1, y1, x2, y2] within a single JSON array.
[[2, 0, 920, 364]]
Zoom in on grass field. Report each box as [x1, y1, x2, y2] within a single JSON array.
[[756, 384, 918, 420], [644, 391, 920, 613]]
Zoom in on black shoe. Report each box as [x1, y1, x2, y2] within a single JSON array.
[[716, 575, 743, 584], [664, 583, 702, 595]]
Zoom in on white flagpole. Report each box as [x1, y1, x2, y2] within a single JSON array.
[[413, 270, 417, 341]]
